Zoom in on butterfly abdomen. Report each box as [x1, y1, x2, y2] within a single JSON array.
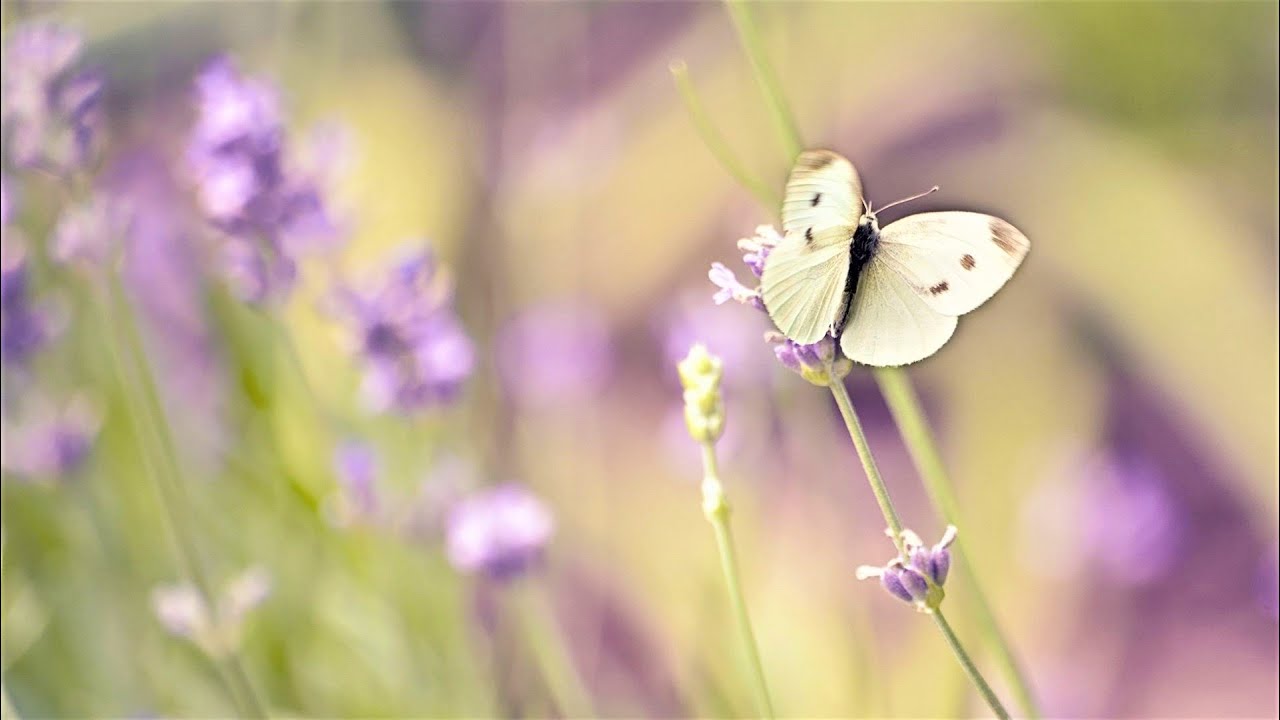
[[834, 222, 881, 335]]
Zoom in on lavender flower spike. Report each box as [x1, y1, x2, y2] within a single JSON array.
[[446, 483, 554, 581], [331, 247, 474, 414], [857, 525, 959, 612]]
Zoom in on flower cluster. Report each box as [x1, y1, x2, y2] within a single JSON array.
[[186, 57, 341, 303], [1, 239, 56, 368], [331, 247, 474, 414], [676, 343, 725, 445], [446, 483, 554, 581], [709, 225, 850, 386], [856, 525, 957, 612], [0, 23, 103, 174], [0, 395, 100, 480], [152, 566, 271, 658]]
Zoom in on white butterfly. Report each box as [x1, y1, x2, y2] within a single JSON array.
[[761, 149, 1030, 367]]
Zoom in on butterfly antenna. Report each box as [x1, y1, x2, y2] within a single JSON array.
[[873, 185, 940, 214]]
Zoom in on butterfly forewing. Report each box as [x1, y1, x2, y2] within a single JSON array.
[[875, 211, 1030, 317], [761, 225, 854, 345], [839, 258, 958, 367], [781, 150, 864, 237]]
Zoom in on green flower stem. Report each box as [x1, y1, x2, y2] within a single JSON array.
[[723, 0, 802, 161], [874, 367, 1040, 717], [102, 277, 268, 719], [829, 379, 1009, 719], [699, 443, 776, 719], [511, 580, 593, 718], [932, 608, 1011, 720], [827, 381, 906, 555], [1, 680, 19, 720], [669, 60, 775, 207]]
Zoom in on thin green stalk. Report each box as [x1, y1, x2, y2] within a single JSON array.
[[699, 443, 775, 719], [874, 367, 1040, 717], [1, 681, 19, 720], [103, 277, 268, 719], [511, 580, 593, 718], [669, 60, 775, 207], [830, 379, 1008, 719], [827, 381, 906, 555], [932, 608, 1011, 720], [723, 0, 802, 161]]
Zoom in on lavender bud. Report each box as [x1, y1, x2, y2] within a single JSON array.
[[880, 566, 915, 603]]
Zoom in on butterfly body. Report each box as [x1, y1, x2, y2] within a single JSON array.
[[761, 149, 1029, 367]]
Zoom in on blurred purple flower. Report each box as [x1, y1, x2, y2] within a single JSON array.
[[496, 301, 613, 409], [1, 174, 13, 225], [331, 247, 474, 414], [1, 241, 55, 367], [1019, 449, 1183, 588], [0, 395, 100, 480], [1258, 546, 1278, 621], [446, 483, 554, 581], [186, 56, 342, 303], [51, 193, 134, 269], [328, 440, 381, 526], [1, 23, 102, 174]]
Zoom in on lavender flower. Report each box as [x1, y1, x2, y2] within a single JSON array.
[[1, 240, 56, 367], [0, 395, 100, 479], [856, 525, 958, 611], [186, 57, 341, 303], [446, 483, 554, 581], [327, 440, 381, 526], [331, 247, 474, 414], [1, 23, 102, 173], [51, 193, 134, 269], [496, 301, 613, 409], [709, 224, 849, 385], [152, 566, 271, 658]]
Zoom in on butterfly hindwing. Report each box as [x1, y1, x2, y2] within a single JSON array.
[[839, 257, 958, 367], [782, 150, 864, 237], [761, 225, 854, 345], [875, 211, 1030, 317]]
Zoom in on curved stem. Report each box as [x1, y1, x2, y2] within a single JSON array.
[[723, 0, 802, 160], [669, 60, 775, 207], [932, 608, 1011, 719], [874, 367, 1041, 717], [699, 444, 776, 719], [511, 580, 593, 718]]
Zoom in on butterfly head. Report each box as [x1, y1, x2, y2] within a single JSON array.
[[858, 205, 880, 232]]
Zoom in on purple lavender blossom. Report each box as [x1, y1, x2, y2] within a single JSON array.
[[186, 57, 341, 303], [329, 440, 381, 525], [332, 247, 474, 414], [708, 225, 848, 383], [1, 241, 55, 366], [0, 395, 100, 479], [1, 23, 102, 173], [446, 483, 554, 581], [496, 301, 613, 409], [857, 525, 958, 610]]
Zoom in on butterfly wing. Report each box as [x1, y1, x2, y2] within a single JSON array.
[[782, 149, 864, 237], [875, 211, 1030, 317], [839, 257, 958, 367], [761, 226, 854, 345]]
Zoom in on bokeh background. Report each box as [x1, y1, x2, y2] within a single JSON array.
[[2, 2, 1277, 718]]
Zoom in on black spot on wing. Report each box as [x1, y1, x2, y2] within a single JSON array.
[[804, 227, 814, 244], [928, 281, 949, 295], [960, 254, 976, 270], [810, 192, 822, 207]]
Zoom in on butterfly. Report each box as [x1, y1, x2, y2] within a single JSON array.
[[761, 149, 1030, 367]]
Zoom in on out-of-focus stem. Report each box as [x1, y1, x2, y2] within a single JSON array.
[[933, 608, 1011, 720], [699, 443, 776, 719], [670, 60, 775, 207], [874, 367, 1041, 717], [723, 0, 802, 161], [511, 580, 593, 718], [1, 681, 19, 720], [103, 276, 268, 719]]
